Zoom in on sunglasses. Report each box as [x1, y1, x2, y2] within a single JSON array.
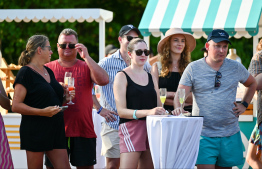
[[135, 49, 150, 56], [58, 43, 76, 49], [126, 36, 139, 42], [215, 71, 222, 88]]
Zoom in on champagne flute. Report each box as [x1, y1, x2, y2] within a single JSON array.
[[159, 88, 167, 108], [177, 88, 185, 115], [67, 77, 75, 105], [64, 72, 72, 86]]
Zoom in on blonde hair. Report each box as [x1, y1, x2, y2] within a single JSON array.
[[159, 36, 191, 77], [257, 39, 262, 52], [18, 35, 48, 66]]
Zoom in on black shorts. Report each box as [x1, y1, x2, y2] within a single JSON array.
[[45, 137, 96, 167]]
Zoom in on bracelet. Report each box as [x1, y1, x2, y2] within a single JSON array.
[[133, 110, 138, 120], [97, 106, 103, 114]]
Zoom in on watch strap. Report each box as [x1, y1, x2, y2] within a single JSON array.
[[241, 101, 248, 108]]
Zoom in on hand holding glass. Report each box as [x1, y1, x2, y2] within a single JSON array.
[[159, 88, 167, 108], [177, 89, 185, 114], [67, 77, 75, 105]]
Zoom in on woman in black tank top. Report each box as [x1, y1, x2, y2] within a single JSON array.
[[113, 38, 165, 169], [151, 28, 196, 113]]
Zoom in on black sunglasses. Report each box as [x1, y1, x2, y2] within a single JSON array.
[[58, 43, 76, 49], [135, 49, 150, 56], [126, 36, 139, 42], [215, 71, 222, 88]]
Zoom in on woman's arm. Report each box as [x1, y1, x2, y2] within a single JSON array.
[[246, 141, 262, 168], [12, 84, 61, 117], [114, 72, 165, 119], [0, 80, 10, 110]]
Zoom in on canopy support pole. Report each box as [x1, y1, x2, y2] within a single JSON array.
[[253, 34, 259, 55], [99, 20, 105, 61]]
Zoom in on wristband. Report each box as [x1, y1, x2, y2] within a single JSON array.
[[97, 106, 103, 114], [241, 101, 248, 108], [133, 110, 138, 120]]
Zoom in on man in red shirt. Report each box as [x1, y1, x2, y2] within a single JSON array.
[[45, 28, 109, 169]]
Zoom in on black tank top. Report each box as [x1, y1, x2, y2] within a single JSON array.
[[119, 71, 157, 124], [159, 72, 192, 112]]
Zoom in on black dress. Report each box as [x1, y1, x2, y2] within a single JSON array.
[[119, 71, 157, 125], [13, 66, 66, 152], [159, 72, 192, 112]]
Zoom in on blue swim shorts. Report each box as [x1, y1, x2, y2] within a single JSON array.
[[196, 131, 243, 167]]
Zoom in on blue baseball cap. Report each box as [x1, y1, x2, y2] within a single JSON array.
[[207, 29, 231, 45]]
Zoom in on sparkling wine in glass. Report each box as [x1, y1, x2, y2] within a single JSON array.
[[159, 88, 167, 108], [64, 72, 72, 86], [177, 88, 185, 114], [67, 77, 75, 105]]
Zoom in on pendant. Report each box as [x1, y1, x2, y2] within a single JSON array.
[[44, 73, 47, 76]]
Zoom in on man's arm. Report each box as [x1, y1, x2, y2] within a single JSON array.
[[92, 95, 117, 122], [233, 75, 257, 116], [76, 43, 109, 86], [173, 84, 192, 115]]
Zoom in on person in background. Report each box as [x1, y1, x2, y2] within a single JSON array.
[[173, 29, 257, 169], [93, 24, 151, 169], [151, 28, 195, 113], [12, 35, 75, 169], [0, 77, 13, 168], [45, 28, 109, 169], [201, 47, 208, 57], [114, 38, 165, 168], [246, 124, 262, 168], [105, 44, 118, 57]]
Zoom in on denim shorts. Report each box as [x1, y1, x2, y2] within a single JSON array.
[[196, 131, 243, 167]]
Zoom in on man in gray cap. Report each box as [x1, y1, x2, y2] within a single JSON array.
[[93, 24, 151, 168], [173, 29, 257, 169]]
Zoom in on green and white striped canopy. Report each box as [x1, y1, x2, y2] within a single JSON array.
[[139, 0, 262, 39]]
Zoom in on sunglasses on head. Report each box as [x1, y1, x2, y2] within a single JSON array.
[[126, 36, 139, 42], [58, 43, 76, 49], [135, 49, 150, 56], [215, 71, 222, 88]]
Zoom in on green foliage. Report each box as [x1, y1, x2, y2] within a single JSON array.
[[0, 0, 255, 69]]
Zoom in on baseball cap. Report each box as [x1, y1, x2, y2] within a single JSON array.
[[105, 44, 118, 55], [119, 24, 141, 37], [207, 29, 231, 45]]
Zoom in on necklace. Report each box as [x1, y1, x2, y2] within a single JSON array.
[[31, 63, 47, 76]]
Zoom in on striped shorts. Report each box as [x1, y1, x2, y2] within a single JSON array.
[[119, 120, 149, 153]]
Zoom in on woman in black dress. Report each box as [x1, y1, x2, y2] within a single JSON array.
[[12, 35, 75, 168], [151, 28, 196, 113]]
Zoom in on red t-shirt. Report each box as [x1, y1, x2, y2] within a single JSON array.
[[45, 60, 96, 138]]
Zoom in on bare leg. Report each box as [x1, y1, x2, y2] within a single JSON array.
[[77, 166, 94, 169], [106, 157, 120, 169], [26, 151, 44, 169], [46, 149, 70, 169], [138, 149, 153, 169], [215, 166, 232, 169], [120, 152, 141, 169], [197, 164, 215, 169]]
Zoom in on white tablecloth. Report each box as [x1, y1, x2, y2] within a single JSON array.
[[146, 115, 203, 169]]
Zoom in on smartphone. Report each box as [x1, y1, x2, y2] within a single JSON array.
[[59, 106, 68, 112]]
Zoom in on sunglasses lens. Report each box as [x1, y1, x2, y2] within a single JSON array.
[[59, 44, 67, 49], [127, 36, 133, 42], [68, 44, 75, 49], [215, 78, 221, 87], [144, 50, 150, 56], [135, 50, 143, 56], [216, 72, 222, 78]]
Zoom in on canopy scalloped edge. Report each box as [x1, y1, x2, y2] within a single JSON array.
[[0, 9, 113, 23], [141, 30, 259, 39]]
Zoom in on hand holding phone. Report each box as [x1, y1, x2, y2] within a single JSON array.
[[59, 106, 68, 112]]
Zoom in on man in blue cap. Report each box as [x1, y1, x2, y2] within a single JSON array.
[[173, 29, 257, 168]]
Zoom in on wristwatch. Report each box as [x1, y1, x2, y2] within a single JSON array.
[[241, 101, 248, 108]]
